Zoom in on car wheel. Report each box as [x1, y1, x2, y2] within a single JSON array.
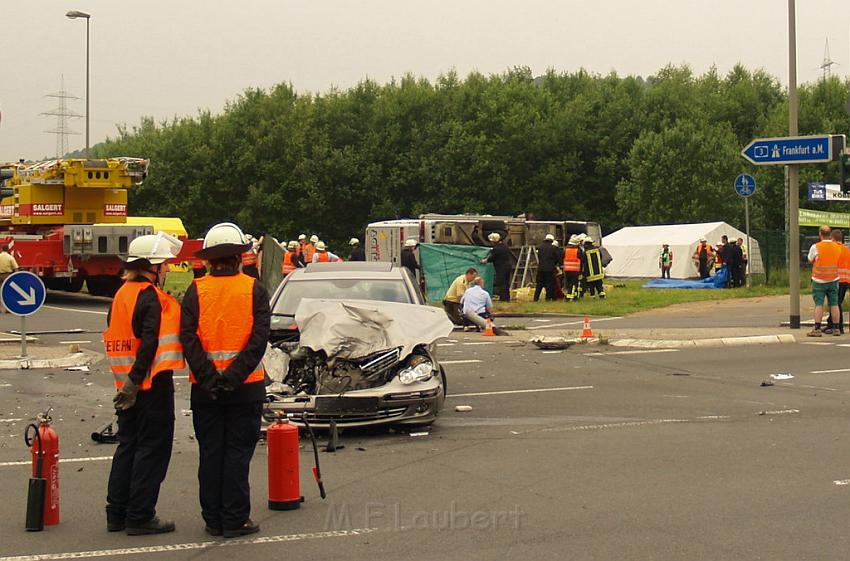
[[440, 366, 447, 396]]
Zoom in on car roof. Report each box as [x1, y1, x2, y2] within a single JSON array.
[[288, 261, 405, 280]]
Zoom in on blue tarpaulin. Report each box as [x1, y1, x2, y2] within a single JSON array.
[[643, 267, 729, 289]]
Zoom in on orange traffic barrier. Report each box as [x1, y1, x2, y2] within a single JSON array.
[[483, 318, 496, 337]]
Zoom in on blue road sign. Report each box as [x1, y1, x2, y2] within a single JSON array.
[[809, 182, 827, 201], [741, 135, 833, 165], [0, 271, 46, 316], [735, 174, 757, 197]]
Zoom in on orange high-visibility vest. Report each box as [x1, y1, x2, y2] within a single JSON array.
[[241, 250, 258, 267], [562, 246, 581, 272], [840, 244, 850, 284], [189, 273, 264, 385], [302, 243, 316, 263], [281, 251, 297, 275], [813, 240, 842, 282], [315, 252, 330, 263], [103, 281, 184, 391]]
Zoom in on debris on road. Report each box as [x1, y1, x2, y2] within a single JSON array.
[[770, 373, 794, 381], [531, 336, 575, 350], [64, 365, 90, 372], [455, 405, 473, 412], [409, 431, 429, 437]]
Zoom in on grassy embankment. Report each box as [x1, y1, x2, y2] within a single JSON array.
[[494, 277, 809, 317]]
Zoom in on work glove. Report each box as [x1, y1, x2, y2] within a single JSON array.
[[200, 373, 224, 400], [113, 380, 139, 411]]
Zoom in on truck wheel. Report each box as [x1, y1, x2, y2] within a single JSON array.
[[65, 277, 84, 293], [44, 278, 70, 291], [86, 277, 107, 297]]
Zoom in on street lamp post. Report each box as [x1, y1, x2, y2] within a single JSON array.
[[66, 10, 91, 157]]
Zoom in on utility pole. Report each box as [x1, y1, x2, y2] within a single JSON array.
[[788, 0, 801, 329], [820, 37, 837, 80]]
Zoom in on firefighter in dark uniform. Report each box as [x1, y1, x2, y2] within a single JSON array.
[[401, 238, 420, 277], [180, 222, 271, 539], [483, 232, 512, 302], [103, 233, 184, 535], [582, 237, 606, 298], [349, 238, 366, 261], [534, 234, 559, 301]]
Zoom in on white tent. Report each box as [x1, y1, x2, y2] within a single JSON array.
[[602, 222, 764, 279]]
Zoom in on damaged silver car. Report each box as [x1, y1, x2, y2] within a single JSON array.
[[263, 263, 453, 428]]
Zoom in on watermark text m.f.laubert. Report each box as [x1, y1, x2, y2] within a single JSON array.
[[325, 501, 526, 532]]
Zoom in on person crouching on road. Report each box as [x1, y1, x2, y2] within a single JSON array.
[[180, 222, 271, 538], [808, 225, 842, 337], [460, 277, 506, 335], [443, 267, 477, 325], [103, 233, 184, 535]]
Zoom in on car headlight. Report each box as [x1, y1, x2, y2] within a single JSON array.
[[398, 360, 434, 384]]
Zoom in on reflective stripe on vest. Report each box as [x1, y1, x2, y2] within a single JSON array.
[[840, 245, 850, 284], [585, 248, 604, 282], [282, 251, 297, 274], [316, 252, 330, 263], [103, 281, 184, 391], [242, 251, 258, 267], [813, 240, 842, 282], [190, 273, 264, 385], [563, 247, 581, 272]]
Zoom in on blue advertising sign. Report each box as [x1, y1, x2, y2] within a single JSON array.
[[0, 271, 46, 316]]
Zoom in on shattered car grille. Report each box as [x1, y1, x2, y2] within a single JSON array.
[[357, 347, 401, 378]]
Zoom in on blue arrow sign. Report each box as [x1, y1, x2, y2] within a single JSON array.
[[1, 271, 46, 316], [741, 135, 833, 165], [735, 174, 757, 197]]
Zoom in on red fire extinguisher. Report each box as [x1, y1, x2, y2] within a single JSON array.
[[267, 415, 325, 510], [24, 408, 60, 530]]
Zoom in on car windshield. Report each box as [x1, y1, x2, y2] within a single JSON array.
[[273, 278, 412, 316]]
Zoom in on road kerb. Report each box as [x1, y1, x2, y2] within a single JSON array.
[[611, 334, 796, 349]]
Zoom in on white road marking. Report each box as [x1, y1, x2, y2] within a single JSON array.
[[526, 316, 622, 331], [441, 359, 483, 365], [803, 342, 835, 346], [58, 340, 92, 345], [837, 344, 850, 348], [585, 349, 679, 356], [43, 305, 108, 316], [663, 395, 689, 398], [834, 479, 850, 486], [0, 528, 377, 561], [696, 415, 731, 420], [0, 418, 22, 423], [759, 409, 800, 415], [0, 455, 112, 468], [541, 350, 564, 354], [532, 319, 552, 322], [449, 385, 593, 398], [0, 384, 11, 388], [436, 343, 455, 347], [810, 368, 850, 374], [540, 418, 688, 433]]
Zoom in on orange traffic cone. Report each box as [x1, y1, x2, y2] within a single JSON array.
[[483, 318, 496, 337], [580, 316, 593, 339]]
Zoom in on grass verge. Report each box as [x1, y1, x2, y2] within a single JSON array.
[[494, 279, 804, 316]]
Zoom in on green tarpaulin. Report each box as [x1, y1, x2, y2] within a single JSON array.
[[260, 236, 285, 296], [419, 243, 494, 303]]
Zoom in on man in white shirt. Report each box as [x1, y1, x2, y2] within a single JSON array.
[[460, 277, 505, 334]]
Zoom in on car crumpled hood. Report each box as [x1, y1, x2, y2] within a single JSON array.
[[293, 298, 453, 360]]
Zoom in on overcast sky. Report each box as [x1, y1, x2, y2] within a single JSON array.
[[1, 0, 849, 161]]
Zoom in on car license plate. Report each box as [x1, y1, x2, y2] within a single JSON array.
[[315, 396, 379, 413]]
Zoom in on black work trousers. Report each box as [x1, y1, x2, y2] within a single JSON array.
[[443, 300, 463, 325], [106, 386, 175, 526], [494, 266, 511, 302], [828, 282, 849, 333], [192, 401, 262, 531], [563, 272, 580, 300], [534, 270, 556, 301]]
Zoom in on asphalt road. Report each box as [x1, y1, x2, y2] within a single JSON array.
[[2, 295, 850, 560]]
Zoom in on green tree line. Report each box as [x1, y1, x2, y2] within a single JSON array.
[[91, 65, 850, 248]]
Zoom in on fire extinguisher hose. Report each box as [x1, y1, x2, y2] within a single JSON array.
[[24, 424, 44, 479], [301, 418, 327, 499]]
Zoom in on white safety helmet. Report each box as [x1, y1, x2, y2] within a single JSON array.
[[316, 241, 327, 251], [288, 240, 298, 250], [310, 235, 319, 244], [195, 222, 252, 260], [545, 233, 555, 241], [568, 234, 579, 245], [404, 238, 418, 248], [552, 240, 559, 247], [349, 237, 360, 246], [124, 232, 183, 267], [298, 234, 306, 241], [488, 232, 501, 242]]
